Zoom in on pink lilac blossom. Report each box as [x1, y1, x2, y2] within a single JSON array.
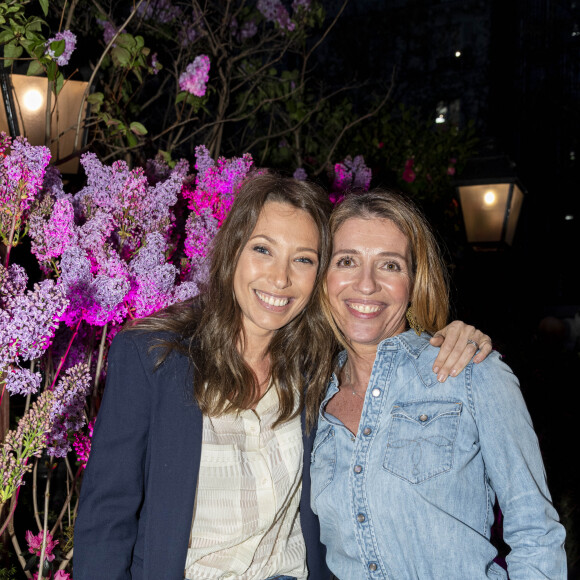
[[402, 158, 416, 183], [184, 145, 253, 225], [150, 52, 161, 74], [332, 155, 372, 194], [293, 167, 308, 181], [28, 197, 77, 262], [25, 530, 58, 562], [33, 572, 72, 580], [179, 55, 211, 97], [46, 362, 92, 458], [45, 30, 77, 66], [73, 417, 95, 468], [231, 17, 258, 42]]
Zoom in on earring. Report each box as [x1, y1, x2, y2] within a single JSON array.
[[406, 306, 424, 335]]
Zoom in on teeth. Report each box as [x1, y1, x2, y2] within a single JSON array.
[[349, 303, 381, 314], [256, 291, 289, 307]]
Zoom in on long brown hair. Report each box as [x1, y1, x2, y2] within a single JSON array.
[[132, 173, 335, 425]]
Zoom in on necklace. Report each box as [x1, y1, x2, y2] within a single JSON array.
[[344, 362, 366, 401]]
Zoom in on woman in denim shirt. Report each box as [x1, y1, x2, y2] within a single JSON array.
[[310, 189, 567, 579]]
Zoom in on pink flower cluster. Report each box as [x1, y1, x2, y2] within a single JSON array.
[[183, 145, 254, 225], [402, 158, 416, 183], [179, 55, 211, 97], [45, 30, 77, 66], [331, 155, 372, 202], [26, 529, 58, 561], [73, 417, 95, 468]]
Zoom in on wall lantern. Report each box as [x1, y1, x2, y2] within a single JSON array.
[[455, 156, 525, 250], [0, 72, 89, 174]]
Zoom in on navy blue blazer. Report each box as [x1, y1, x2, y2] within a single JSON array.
[[74, 330, 330, 580]]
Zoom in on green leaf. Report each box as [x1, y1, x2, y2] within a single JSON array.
[[129, 121, 147, 136], [176, 91, 187, 104], [54, 71, 64, 94], [26, 59, 44, 76], [48, 38, 65, 58], [38, 0, 49, 17], [126, 132, 138, 147], [3, 41, 23, 62], [0, 29, 15, 44], [111, 45, 131, 67], [86, 92, 104, 105]]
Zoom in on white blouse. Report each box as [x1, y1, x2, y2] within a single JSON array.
[[184, 386, 307, 580]]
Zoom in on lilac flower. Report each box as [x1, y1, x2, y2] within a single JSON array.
[[42, 165, 67, 199], [97, 18, 122, 46], [293, 167, 308, 181], [151, 52, 161, 74], [73, 417, 95, 468], [332, 155, 372, 193], [45, 30, 77, 66], [46, 362, 92, 458], [137, 0, 182, 24], [183, 210, 218, 287], [179, 55, 211, 97], [1, 135, 51, 240], [1, 264, 68, 394], [257, 0, 295, 31], [28, 197, 77, 262], [185, 145, 254, 224], [240, 20, 258, 40], [0, 390, 54, 503], [292, 0, 311, 12]]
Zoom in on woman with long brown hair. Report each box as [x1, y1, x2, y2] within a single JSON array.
[[74, 175, 490, 580]]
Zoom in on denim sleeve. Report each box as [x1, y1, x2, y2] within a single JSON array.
[[467, 352, 567, 579], [74, 332, 152, 580]]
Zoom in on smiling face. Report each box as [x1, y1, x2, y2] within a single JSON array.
[[233, 200, 320, 346], [326, 216, 412, 353]]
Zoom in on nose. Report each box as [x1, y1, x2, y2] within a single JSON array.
[[353, 264, 379, 295], [268, 259, 291, 289]]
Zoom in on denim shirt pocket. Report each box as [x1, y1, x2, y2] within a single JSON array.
[[310, 425, 337, 501], [383, 399, 462, 484]]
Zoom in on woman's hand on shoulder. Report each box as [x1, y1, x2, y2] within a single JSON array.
[[429, 321, 492, 382]]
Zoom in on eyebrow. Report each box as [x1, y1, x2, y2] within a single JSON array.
[[250, 234, 319, 254], [332, 248, 408, 260]]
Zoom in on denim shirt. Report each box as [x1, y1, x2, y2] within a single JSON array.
[[310, 330, 566, 580]]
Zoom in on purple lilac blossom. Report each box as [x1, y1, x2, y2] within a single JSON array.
[[42, 165, 67, 199], [257, 0, 295, 31], [179, 55, 211, 97], [46, 362, 92, 458], [28, 197, 77, 262], [293, 167, 308, 181], [183, 209, 218, 287], [1, 135, 51, 223], [1, 264, 68, 395], [137, 0, 182, 24], [0, 390, 54, 503], [151, 52, 161, 74], [292, 0, 311, 11], [97, 18, 121, 45], [45, 30, 77, 66]]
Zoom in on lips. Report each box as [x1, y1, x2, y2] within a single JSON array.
[[255, 290, 291, 308]]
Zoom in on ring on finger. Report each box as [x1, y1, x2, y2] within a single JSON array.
[[467, 339, 479, 349]]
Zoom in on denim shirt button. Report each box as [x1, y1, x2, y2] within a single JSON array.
[[363, 427, 372, 435], [371, 388, 381, 397], [419, 414, 428, 422], [357, 513, 366, 523], [368, 563, 378, 571], [354, 465, 363, 473]]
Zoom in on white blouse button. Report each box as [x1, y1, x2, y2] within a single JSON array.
[[371, 388, 381, 397]]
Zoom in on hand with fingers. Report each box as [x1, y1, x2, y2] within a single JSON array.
[[429, 320, 493, 382]]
